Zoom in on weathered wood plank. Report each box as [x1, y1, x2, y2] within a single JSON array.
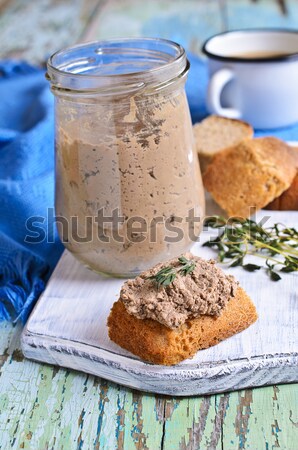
[[0, 0, 101, 64], [161, 387, 298, 450], [226, 0, 298, 29], [162, 397, 221, 450], [0, 323, 298, 449], [0, 321, 14, 354], [0, 321, 17, 369], [83, 0, 223, 55], [82, 0, 298, 56], [2, 0, 297, 64], [222, 386, 298, 450], [0, 357, 164, 449]]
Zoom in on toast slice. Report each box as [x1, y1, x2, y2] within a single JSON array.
[[266, 171, 298, 210], [266, 147, 298, 210], [203, 137, 298, 218], [193, 115, 253, 173], [108, 287, 257, 366]]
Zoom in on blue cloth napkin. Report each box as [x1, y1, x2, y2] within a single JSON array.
[[0, 56, 297, 323], [0, 61, 63, 322]]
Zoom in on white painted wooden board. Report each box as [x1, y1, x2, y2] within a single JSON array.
[[21, 209, 298, 396]]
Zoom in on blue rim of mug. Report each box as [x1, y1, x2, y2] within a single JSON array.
[[202, 28, 298, 63]]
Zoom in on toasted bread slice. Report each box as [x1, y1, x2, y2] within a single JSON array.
[[193, 115, 253, 173], [266, 147, 298, 211], [108, 287, 257, 366], [266, 171, 298, 210], [203, 137, 298, 218]]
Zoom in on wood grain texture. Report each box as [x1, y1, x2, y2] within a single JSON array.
[[0, 0, 102, 64], [1, 0, 297, 64], [83, 0, 298, 56], [1, 322, 298, 449], [82, 0, 223, 55]]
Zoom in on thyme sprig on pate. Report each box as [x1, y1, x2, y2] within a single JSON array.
[[203, 216, 298, 281], [148, 256, 196, 288]]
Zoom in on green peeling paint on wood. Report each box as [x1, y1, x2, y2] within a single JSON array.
[[222, 386, 298, 450], [0, 322, 297, 449], [0, 0, 101, 64]]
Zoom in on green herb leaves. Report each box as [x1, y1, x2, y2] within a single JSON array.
[[177, 256, 196, 276], [242, 263, 261, 272], [203, 216, 298, 281], [148, 256, 196, 289]]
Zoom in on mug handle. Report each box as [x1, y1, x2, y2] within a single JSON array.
[[207, 68, 241, 119]]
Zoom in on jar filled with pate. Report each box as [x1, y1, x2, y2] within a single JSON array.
[[47, 38, 205, 277]]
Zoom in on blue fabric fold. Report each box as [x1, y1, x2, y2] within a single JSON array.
[[0, 60, 63, 323], [0, 233, 48, 322], [0, 55, 297, 323]]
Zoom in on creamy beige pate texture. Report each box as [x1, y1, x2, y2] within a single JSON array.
[[120, 253, 239, 329], [55, 89, 205, 276]]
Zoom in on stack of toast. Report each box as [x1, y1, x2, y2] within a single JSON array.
[[194, 116, 298, 216]]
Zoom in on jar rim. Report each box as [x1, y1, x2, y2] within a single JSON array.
[[47, 38, 188, 95]]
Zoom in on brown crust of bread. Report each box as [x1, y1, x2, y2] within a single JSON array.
[[266, 147, 298, 211], [193, 115, 253, 174], [203, 137, 298, 218], [266, 171, 298, 210], [107, 287, 257, 366]]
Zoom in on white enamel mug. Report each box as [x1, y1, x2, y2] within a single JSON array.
[[202, 29, 298, 129]]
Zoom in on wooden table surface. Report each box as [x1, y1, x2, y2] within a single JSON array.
[[0, 1, 297, 448]]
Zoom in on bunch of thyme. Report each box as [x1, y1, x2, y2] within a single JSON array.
[[203, 216, 298, 281], [147, 256, 196, 288]]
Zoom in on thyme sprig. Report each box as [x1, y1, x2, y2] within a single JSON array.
[[148, 256, 196, 288], [203, 216, 298, 281]]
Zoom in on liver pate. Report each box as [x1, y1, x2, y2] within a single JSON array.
[[120, 253, 239, 329]]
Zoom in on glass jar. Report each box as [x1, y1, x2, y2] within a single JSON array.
[[47, 38, 205, 277]]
